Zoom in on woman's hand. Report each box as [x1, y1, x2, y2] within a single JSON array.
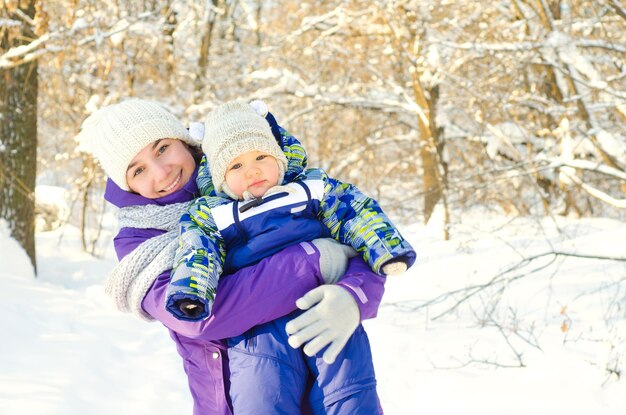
[[311, 238, 357, 284], [285, 284, 360, 364]]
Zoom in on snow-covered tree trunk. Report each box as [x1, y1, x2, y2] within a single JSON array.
[[0, 0, 39, 272]]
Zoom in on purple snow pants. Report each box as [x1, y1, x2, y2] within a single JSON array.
[[226, 310, 382, 414]]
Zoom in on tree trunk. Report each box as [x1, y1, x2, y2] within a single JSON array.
[[0, 1, 39, 272], [162, 3, 177, 95], [194, 0, 220, 102], [412, 72, 442, 224]]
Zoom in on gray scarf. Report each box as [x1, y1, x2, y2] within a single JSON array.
[[104, 201, 192, 321]]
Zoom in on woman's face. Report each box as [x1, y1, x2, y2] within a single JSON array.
[[126, 139, 196, 199]]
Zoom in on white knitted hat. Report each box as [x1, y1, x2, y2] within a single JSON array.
[[78, 99, 196, 190], [202, 100, 288, 199]]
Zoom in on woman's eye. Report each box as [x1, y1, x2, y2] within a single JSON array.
[[158, 144, 169, 155], [133, 167, 144, 177]]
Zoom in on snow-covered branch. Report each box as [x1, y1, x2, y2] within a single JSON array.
[[0, 12, 157, 69], [577, 39, 626, 54], [0, 32, 54, 68], [431, 39, 544, 53], [245, 68, 430, 123], [12, 8, 36, 27], [560, 170, 626, 209], [432, 38, 626, 55], [608, 0, 626, 20], [552, 159, 626, 182], [283, 6, 371, 43]]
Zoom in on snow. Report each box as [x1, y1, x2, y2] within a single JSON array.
[[0, 18, 22, 28], [1, 210, 625, 414], [0, 220, 35, 279], [596, 129, 626, 161], [70, 18, 88, 32], [485, 121, 529, 160], [34, 186, 70, 232]]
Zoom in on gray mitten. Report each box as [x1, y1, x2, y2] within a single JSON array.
[[286, 284, 360, 364], [310, 238, 357, 284]]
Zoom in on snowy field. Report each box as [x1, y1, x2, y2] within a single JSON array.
[[1, 211, 625, 415]]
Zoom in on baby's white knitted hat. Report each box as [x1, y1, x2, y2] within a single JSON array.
[[78, 99, 196, 190], [203, 100, 288, 199]]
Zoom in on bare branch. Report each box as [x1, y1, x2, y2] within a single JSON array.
[[402, 250, 625, 320]]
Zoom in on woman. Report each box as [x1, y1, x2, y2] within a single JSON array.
[[79, 98, 386, 414]]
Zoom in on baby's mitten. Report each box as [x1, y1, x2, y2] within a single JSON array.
[[177, 299, 204, 319], [382, 260, 407, 276]]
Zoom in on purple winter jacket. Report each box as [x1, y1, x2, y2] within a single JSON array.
[[105, 169, 386, 415]]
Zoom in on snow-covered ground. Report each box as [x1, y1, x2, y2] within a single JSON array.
[[1, 211, 625, 415]]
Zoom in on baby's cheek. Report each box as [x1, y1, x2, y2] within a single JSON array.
[[225, 176, 244, 197]]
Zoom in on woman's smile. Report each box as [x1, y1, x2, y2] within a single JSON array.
[[161, 171, 182, 194]]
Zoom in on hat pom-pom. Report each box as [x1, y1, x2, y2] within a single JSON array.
[[188, 121, 205, 143], [249, 100, 268, 117]]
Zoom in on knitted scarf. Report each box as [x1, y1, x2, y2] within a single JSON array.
[[104, 201, 192, 321]]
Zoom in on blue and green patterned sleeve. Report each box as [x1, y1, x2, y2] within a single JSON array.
[[316, 170, 416, 275], [165, 196, 227, 321]]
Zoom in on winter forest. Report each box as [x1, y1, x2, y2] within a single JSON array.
[[1, 1, 626, 414]]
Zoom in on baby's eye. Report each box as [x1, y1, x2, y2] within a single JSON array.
[[230, 163, 242, 170], [256, 155, 268, 161]]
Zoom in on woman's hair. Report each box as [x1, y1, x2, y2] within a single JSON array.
[[187, 143, 204, 164]]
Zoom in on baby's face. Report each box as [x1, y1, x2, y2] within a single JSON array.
[[224, 151, 280, 199]]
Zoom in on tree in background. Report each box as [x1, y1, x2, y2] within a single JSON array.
[[1, 0, 624, 256], [0, 0, 41, 271], [258, 0, 625, 224]]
